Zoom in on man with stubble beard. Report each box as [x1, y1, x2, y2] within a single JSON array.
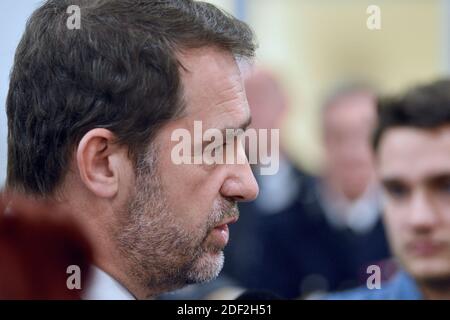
[[6, 0, 259, 299]]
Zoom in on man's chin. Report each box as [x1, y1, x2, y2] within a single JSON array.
[[405, 257, 450, 283], [185, 250, 224, 284]]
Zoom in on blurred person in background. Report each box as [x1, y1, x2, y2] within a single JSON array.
[[313, 84, 392, 286], [223, 68, 317, 295], [320, 84, 382, 235], [328, 79, 450, 300], [224, 76, 391, 299]]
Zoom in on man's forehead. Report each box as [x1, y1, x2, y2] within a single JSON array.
[[378, 126, 450, 181], [178, 47, 242, 96], [177, 47, 250, 127], [325, 95, 376, 126]]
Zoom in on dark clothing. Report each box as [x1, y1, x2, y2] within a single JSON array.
[[224, 169, 391, 299]]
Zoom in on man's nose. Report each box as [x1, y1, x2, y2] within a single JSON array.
[[220, 155, 259, 202], [408, 190, 439, 232]]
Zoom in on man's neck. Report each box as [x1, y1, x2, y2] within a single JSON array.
[[94, 259, 184, 300]]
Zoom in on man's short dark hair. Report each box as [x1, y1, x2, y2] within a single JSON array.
[[373, 79, 450, 151], [7, 0, 256, 196]]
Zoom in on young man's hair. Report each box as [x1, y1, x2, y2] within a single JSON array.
[[7, 0, 257, 196], [373, 79, 450, 151]]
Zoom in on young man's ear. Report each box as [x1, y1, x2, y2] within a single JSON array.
[[76, 129, 128, 198]]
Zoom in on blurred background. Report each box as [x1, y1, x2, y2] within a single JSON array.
[[1, 0, 449, 300], [208, 0, 450, 174]]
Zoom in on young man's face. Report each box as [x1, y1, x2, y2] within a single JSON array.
[[378, 125, 450, 283], [115, 47, 259, 295]]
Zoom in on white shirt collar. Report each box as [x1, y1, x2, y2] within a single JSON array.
[[83, 266, 135, 300], [318, 183, 381, 233]]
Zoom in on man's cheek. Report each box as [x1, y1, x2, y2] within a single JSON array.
[[384, 214, 403, 250]]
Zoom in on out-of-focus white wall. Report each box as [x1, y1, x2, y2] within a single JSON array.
[[0, 0, 42, 186]]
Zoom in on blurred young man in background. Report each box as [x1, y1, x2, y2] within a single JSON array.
[[328, 80, 450, 300]]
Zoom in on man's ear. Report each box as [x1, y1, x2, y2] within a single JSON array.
[[76, 129, 128, 198]]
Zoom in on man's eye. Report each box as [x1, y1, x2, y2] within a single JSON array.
[[438, 180, 450, 195], [384, 183, 410, 199]]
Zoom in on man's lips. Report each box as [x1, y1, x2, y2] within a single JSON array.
[[210, 217, 238, 247], [406, 240, 446, 257], [214, 217, 238, 230]]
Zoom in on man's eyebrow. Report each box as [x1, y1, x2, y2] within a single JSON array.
[[426, 174, 450, 185], [381, 174, 450, 187], [200, 117, 253, 147], [380, 178, 406, 186]]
